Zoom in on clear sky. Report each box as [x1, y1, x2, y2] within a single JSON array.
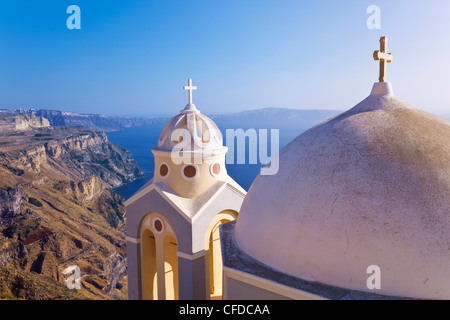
[[1, 0, 450, 118]]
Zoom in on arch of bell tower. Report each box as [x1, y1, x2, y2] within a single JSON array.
[[204, 210, 238, 300], [140, 213, 179, 300]]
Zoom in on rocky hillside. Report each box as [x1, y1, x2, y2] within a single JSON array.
[[0, 115, 143, 300], [0, 116, 142, 188]]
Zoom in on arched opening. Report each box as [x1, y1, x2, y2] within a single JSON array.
[[141, 229, 157, 300], [209, 220, 224, 299], [205, 210, 238, 300], [140, 213, 179, 300], [164, 235, 179, 300]]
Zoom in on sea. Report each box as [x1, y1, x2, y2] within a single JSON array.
[[106, 120, 315, 200]]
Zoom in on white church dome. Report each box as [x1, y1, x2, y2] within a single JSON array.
[[155, 103, 226, 156], [234, 82, 450, 299]]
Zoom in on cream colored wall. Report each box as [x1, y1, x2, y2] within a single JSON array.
[[153, 152, 228, 199]]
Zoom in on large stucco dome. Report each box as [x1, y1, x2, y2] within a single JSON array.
[[234, 82, 450, 299]]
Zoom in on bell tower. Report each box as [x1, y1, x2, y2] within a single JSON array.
[[125, 79, 246, 300]]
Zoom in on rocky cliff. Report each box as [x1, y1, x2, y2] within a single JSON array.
[[0, 125, 142, 188], [0, 115, 142, 300], [0, 114, 50, 132], [0, 185, 23, 224]]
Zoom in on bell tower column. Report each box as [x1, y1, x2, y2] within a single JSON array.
[[177, 250, 209, 300]]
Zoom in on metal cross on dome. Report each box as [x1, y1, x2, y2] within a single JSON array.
[[373, 36, 393, 82], [183, 78, 197, 105]]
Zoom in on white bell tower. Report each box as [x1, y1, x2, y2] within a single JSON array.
[[125, 79, 246, 300]]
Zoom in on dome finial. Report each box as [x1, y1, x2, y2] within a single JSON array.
[[373, 36, 393, 82]]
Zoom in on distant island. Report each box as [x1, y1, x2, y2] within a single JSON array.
[[0, 109, 167, 132], [210, 107, 342, 123], [0, 107, 344, 132]]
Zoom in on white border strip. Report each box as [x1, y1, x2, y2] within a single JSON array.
[[177, 250, 207, 261], [126, 236, 140, 244]]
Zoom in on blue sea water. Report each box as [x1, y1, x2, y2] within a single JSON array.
[[106, 120, 312, 200]]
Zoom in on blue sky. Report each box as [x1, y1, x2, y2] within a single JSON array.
[[1, 0, 450, 118]]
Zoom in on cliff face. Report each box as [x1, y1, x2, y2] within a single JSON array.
[[0, 185, 23, 223], [54, 176, 105, 203], [0, 116, 141, 300], [14, 115, 50, 131], [0, 125, 142, 188], [0, 114, 50, 132]]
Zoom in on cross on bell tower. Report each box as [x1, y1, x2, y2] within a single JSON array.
[[373, 36, 393, 82], [183, 78, 197, 105]]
